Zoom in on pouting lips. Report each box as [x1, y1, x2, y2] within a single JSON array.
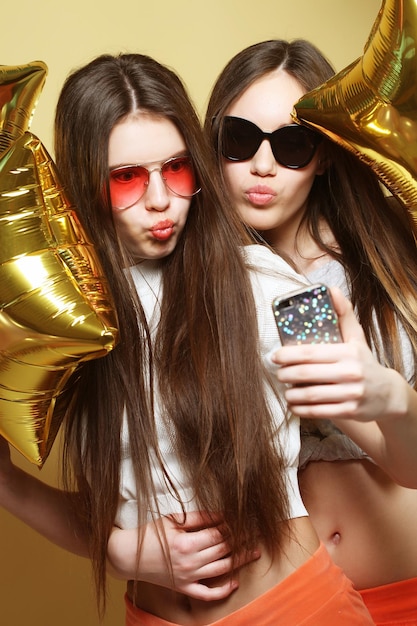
[[150, 219, 175, 241]]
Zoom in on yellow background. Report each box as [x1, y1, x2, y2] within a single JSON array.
[[1, 1, 381, 624]]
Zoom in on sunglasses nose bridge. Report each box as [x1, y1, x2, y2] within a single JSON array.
[[144, 166, 170, 209], [250, 133, 278, 174], [262, 129, 286, 166], [246, 126, 277, 164], [146, 165, 170, 189]]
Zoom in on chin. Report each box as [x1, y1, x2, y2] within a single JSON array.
[[149, 241, 177, 260], [247, 219, 279, 234]]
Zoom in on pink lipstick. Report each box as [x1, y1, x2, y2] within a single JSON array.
[[246, 185, 276, 206], [150, 219, 175, 241]]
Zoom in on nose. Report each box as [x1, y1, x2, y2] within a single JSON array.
[[144, 169, 170, 212], [250, 139, 277, 176]]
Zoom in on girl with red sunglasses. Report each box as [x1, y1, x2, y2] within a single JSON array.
[[205, 38, 417, 626], [0, 52, 375, 625]]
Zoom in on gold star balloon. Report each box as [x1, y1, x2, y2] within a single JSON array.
[[0, 62, 118, 466], [294, 0, 417, 216]]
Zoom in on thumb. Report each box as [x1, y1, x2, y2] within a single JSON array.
[[329, 286, 366, 343]]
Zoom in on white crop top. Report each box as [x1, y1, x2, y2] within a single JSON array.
[[115, 244, 310, 529]]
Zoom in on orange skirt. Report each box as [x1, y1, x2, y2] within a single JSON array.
[[125, 543, 375, 625], [360, 577, 417, 625]]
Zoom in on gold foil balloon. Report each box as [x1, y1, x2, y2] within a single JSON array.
[[0, 62, 118, 466], [294, 0, 417, 216]]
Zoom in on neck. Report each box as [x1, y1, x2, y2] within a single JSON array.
[[260, 219, 337, 275]]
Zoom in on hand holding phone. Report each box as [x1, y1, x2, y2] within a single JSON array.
[[272, 284, 342, 346]]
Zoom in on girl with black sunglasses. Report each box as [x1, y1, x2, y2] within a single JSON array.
[[0, 52, 376, 625], [205, 38, 417, 626]]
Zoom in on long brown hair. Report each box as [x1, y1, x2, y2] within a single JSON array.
[[205, 39, 417, 380], [55, 53, 290, 612]]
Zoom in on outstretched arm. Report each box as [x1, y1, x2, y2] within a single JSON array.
[[271, 287, 417, 488], [0, 437, 90, 556], [107, 511, 260, 601]]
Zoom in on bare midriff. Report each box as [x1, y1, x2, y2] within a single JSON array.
[[299, 459, 417, 590], [127, 516, 319, 625]]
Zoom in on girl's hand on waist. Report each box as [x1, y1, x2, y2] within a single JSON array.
[[107, 511, 260, 600]]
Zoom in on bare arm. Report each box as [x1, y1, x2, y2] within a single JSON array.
[[108, 512, 260, 601], [0, 437, 90, 556], [272, 287, 417, 488]]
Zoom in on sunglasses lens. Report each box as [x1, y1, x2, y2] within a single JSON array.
[[162, 156, 199, 197], [109, 165, 148, 209], [272, 125, 319, 168], [220, 117, 320, 168], [109, 157, 199, 209], [221, 117, 261, 161]]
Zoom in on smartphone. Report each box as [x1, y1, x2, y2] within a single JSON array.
[[272, 283, 342, 345]]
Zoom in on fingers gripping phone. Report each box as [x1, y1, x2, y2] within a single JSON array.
[[272, 284, 342, 346]]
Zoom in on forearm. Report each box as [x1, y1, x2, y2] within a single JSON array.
[[107, 526, 141, 579], [0, 463, 90, 557], [374, 373, 417, 487], [334, 370, 417, 488]]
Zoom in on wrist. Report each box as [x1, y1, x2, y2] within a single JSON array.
[[380, 370, 409, 424]]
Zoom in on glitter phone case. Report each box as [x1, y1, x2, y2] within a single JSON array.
[[272, 283, 342, 345]]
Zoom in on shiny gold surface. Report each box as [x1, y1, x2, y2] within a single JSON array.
[[294, 0, 417, 216], [0, 63, 118, 466]]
